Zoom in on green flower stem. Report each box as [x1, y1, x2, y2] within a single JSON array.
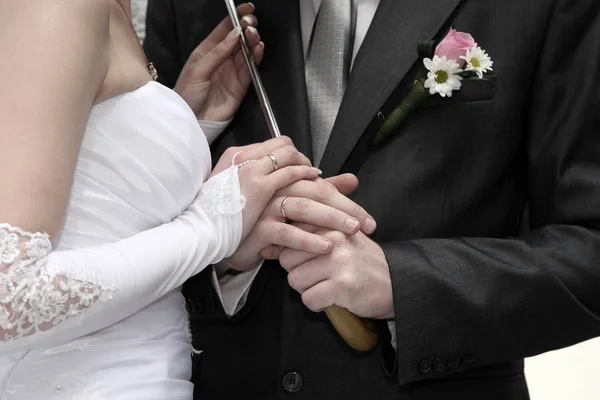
[[372, 78, 432, 147]]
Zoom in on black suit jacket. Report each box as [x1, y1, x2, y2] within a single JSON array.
[[144, 0, 600, 399]]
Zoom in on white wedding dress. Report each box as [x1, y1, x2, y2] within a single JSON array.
[[0, 82, 243, 399]]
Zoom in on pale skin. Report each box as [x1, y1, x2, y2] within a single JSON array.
[[0, 0, 384, 291], [196, 4, 394, 319], [170, 3, 384, 270], [280, 228, 394, 320]]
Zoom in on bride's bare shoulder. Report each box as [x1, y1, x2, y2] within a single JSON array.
[[0, 0, 112, 88], [0, 0, 111, 45], [0, 0, 113, 237]]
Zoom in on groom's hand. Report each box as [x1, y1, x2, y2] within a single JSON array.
[[279, 229, 394, 320], [222, 174, 377, 271]]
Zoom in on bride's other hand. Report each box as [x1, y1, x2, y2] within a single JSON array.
[[221, 174, 378, 271], [174, 3, 263, 122]]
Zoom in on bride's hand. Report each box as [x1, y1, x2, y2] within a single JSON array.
[[174, 3, 263, 122], [210, 136, 322, 242], [220, 174, 378, 271]]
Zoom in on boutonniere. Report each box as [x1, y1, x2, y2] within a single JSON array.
[[372, 28, 494, 146]]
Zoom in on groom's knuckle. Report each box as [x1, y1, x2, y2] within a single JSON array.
[[351, 204, 364, 219], [287, 270, 300, 290], [302, 292, 319, 312], [328, 230, 346, 245], [332, 251, 346, 265], [279, 252, 292, 269], [335, 272, 352, 291]]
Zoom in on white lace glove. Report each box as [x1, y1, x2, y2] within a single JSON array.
[[0, 166, 244, 354]]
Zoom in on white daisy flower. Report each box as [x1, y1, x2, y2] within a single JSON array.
[[460, 46, 493, 79], [423, 56, 463, 97]]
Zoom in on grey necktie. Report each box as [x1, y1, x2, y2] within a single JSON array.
[[305, 0, 356, 167]]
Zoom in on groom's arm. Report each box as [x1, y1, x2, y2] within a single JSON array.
[[385, 0, 600, 385]]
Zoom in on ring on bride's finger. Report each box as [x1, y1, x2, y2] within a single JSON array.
[[268, 153, 279, 172], [280, 196, 291, 220]]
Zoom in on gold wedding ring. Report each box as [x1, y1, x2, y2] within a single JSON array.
[[268, 153, 279, 172], [280, 196, 291, 220]]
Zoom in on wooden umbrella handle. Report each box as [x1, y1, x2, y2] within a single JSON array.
[[324, 305, 378, 352]]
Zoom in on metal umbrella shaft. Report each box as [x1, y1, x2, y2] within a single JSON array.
[[223, 0, 377, 352], [223, 0, 281, 138]]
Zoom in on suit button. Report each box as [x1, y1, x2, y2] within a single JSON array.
[[419, 359, 431, 374], [433, 357, 446, 372], [448, 355, 461, 369], [282, 372, 303, 392], [462, 354, 475, 368]]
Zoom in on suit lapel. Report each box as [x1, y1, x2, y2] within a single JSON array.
[[256, 0, 312, 157], [318, 0, 464, 176]]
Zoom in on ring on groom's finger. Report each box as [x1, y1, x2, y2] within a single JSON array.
[[280, 196, 291, 220], [268, 153, 279, 172]]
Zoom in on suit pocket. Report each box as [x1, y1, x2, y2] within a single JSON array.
[[421, 77, 497, 108], [378, 73, 498, 122]]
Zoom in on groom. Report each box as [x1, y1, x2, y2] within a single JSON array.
[[144, 1, 600, 399]]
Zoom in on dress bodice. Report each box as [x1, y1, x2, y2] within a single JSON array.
[[59, 81, 211, 248], [0, 82, 210, 400]]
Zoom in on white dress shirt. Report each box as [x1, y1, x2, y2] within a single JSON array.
[[209, 0, 394, 346]]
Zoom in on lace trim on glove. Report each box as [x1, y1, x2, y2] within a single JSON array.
[[0, 223, 112, 342], [197, 165, 246, 217]]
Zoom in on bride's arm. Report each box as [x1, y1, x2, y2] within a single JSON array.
[[0, 1, 324, 354], [0, 0, 113, 350], [0, 0, 109, 238], [0, 1, 239, 353]]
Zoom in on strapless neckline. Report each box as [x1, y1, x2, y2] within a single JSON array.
[[93, 81, 177, 109]]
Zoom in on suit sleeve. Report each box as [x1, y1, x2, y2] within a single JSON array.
[[143, 0, 183, 88], [384, 0, 600, 385]]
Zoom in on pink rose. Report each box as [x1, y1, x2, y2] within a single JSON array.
[[434, 29, 476, 67]]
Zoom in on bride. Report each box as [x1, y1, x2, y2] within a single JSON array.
[[0, 0, 376, 398]]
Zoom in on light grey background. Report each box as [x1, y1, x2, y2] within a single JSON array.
[[131, 2, 600, 397], [132, 0, 147, 42]]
